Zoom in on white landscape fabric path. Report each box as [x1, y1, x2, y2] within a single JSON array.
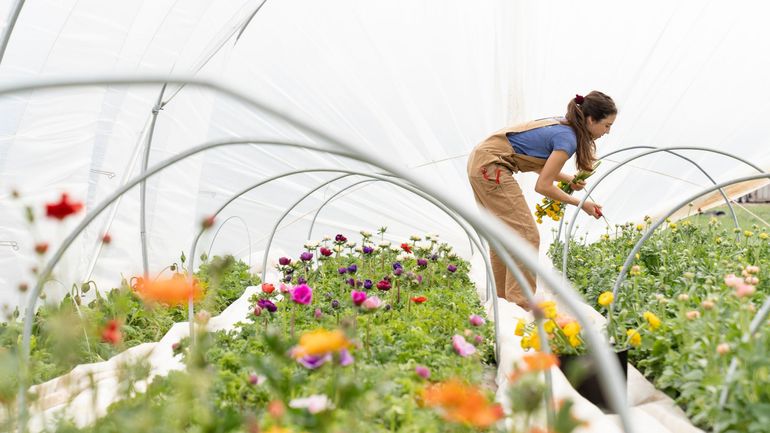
[[467, 253, 705, 433]]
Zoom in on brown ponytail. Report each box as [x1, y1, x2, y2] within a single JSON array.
[[564, 91, 617, 171]]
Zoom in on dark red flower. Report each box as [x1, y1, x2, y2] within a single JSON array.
[[45, 193, 83, 220], [101, 319, 122, 345], [320, 247, 333, 257], [376, 279, 392, 291], [401, 243, 412, 254], [201, 215, 216, 229], [411, 296, 427, 304], [102, 233, 112, 244], [34, 242, 49, 255]]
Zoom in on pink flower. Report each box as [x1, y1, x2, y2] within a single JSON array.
[[746, 265, 760, 274], [289, 394, 334, 414], [339, 349, 354, 367], [685, 310, 700, 320], [314, 308, 323, 320], [474, 335, 484, 345], [452, 334, 476, 357], [280, 283, 291, 294], [415, 365, 431, 379], [291, 284, 313, 305], [351, 290, 367, 306], [724, 274, 743, 288], [362, 296, 382, 310], [717, 343, 730, 355], [468, 314, 485, 327], [735, 283, 756, 298]]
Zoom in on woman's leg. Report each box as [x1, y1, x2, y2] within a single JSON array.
[[469, 164, 539, 309]]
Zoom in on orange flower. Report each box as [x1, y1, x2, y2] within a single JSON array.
[[292, 329, 351, 358], [422, 379, 504, 428], [522, 352, 559, 372], [134, 274, 202, 307]]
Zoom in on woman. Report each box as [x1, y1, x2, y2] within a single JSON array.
[[467, 91, 617, 310]]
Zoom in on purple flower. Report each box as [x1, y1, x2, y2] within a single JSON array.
[[338, 267, 347, 275], [394, 267, 403, 276], [347, 264, 358, 274], [331, 299, 340, 309], [431, 253, 439, 261], [415, 365, 431, 379], [363, 279, 373, 290], [469, 314, 486, 327], [297, 353, 331, 369], [335, 234, 347, 243], [291, 284, 313, 305], [417, 258, 428, 267], [417, 275, 423, 284], [346, 278, 355, 286], [392, 262, 403, 271], [278, 257, 291, 266], [447, 264, 457, 273], [376, 280, 391, 291], [363, 246, 374, 254], [257, 299, 277, 313], [351, 290, 367, 306], [297, 276, 307, 285], [338, 349, 354, 366], [452, 335, 476, 357], [300, 251, 313, 262]]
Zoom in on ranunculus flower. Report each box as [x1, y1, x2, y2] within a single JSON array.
[[297, 353, 332, 369], [338, 267, 347, 274], [702, 300, 715, 310], [291, 284, 313, 305], [335, 234, 347, 243], [46, 193, 83, 220], [686, 310, 700, 320], [253, 306, 262, 317], [474, 335, 484, 345], [331, 299, 340, 309], [34, 242, 49, 255], [447, 264, 457, 273], [280, 283, 291, 293], [362, 246, 374, 254], [351, 290, 367, 306], [347, 264, 358, 274], [346, 278, 355, 286], [293, 329, 351, 358], [278, 257, 291, 266], [735, 283, 756, 298], [320, 247, 333, 257], [411, 296, 427, 304], [300, 251, 313, 262], [262, 283, 275, 294], [338, 349, 354, 366], [415, 365, 431, 379], [289, 394, 334, 414], [394, 267, 403, 276], [363, 279, 373, 290], [314, 308, 323, 319], [297, 276, 307, 285], [376, 280, 391, 291], [135, 275, 202, 307], [101, 320, 122, 345], [392, 262, 403, 271], [417, 258, 428, 267], [431, 253, 439, 261], [401, 243, 412, 253], [362, 296, 382, 310], [643, 311, 661, 330], [717, 343, 730, 355], [626, 329, 641, 347], [468, 314, 485, 326], [248, 373, 265, 385], [598, 291, 614, 307], [452, 335, 476, 357], [258, 299, 277, 313]]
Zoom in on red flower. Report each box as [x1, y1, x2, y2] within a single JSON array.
[[34, 242, 49, 255], [320, 247, 333, 257], [101, 320, 122, 345], [262, 283, 275, 294], [401, 243, 412, 254], [201, 215, 216, 229], [45, 193, 83, 220], [411, 296, 427, 304], [102, 233, 112, 244]]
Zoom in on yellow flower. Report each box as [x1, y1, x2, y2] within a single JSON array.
[[292, 329, 351, 358], [643, 311, 661, 330], [626, 329, 641, 347], [568, 335, 581, 348], [544, 320, 556, 333], [514, 319, 526, 337], [635, 224, 644, 231], [598, 291, 614, 307], [601, 234, 610, 241], [760, 232, 768, 240], [529, 332, 541, 351], [562, 321, 581, 337], [538, 301, 557, 319], [669, 223, 677, 229], [744, 230, 754, 237]]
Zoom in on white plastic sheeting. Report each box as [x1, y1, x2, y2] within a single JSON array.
[[2, 1, 770, 312]]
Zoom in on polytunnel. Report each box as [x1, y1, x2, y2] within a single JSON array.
[[1, 1, 770, 432]]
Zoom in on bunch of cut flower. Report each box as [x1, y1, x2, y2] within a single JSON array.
[[534, 161, 601, 224]]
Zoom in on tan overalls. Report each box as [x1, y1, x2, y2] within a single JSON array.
[[466, 118, 561, 309]]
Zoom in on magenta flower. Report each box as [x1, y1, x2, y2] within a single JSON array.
[[417, 258, 428, 267], [452, 335, 476, 357], [469, 314, 486, 327], [278, 257, 291, 266], [291, 284, 313, 305], [447, 264, 457, 273], [320, 247, 333, 257], [376, 280, 392, 291], [300, 251, 313, 262], [297, 353, 331, 369], [257, 299, 277, 313], [415, 365, 431, 379], [351, 290, 367, 306]]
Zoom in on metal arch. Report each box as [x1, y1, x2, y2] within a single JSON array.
[[0, 0, 25, 64], [183, 167, 501, 361], [306, 178, 477, 256], [601, 173, 770, 429], [206, 215, 252, 269], [555, 145, 748, 243], [3, 76, 634, 432], [235, 0, 269, 42], [139, 84, 167, 277], [562, 146, 766, 278]]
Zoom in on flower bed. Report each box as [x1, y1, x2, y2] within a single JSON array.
[[550, 217, 770, 432], [49, 232, 505, 433]]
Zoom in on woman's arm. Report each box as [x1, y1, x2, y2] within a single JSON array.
[[535, 151, 601, 217]]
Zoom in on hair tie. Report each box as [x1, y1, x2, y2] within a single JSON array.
[[574, 94, 585, 105]]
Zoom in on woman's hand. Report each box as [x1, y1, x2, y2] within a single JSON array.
[[570, 179, 586, 191], [581, 200, 603, 219]]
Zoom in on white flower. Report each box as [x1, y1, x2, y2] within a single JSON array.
[[379, 241, 391, 248], [354, 246, 363, 253], [360, 230, 372, 238], [417, 241, 432, 251], [304, 240, 319, 249], [397, 252, 414, 262], [410, 235, 421, 241], [333, 245, 344, 253], [289, 394, 334, 414], [390, 245, 401, 253], [346, 241, 356, 248], [323, 235, 332, 241]]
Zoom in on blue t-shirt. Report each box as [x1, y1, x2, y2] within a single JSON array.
[[506, 123, 577, 159]]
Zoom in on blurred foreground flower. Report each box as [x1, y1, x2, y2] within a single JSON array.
[[134, 274, 201, 307], [46, 193, 83, 220], [292, 328, 351, 358], [422, 379, 503, 428]]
